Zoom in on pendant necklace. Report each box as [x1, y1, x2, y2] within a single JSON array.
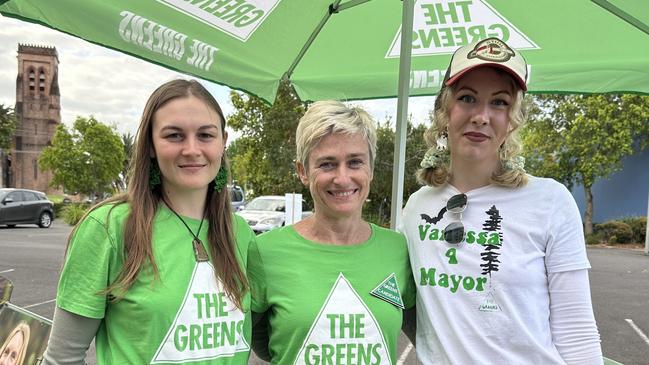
[[165, 201, 210, 262]]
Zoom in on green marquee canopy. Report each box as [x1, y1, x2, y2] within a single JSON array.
[[2, 0, 648, 102], [2, 0, 648, 228]]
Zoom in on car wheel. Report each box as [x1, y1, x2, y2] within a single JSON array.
[[38, 212, 52, 228]]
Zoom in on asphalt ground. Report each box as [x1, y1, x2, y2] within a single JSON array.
[[588, 247, 649, 365], [1, 221, 647, 364]]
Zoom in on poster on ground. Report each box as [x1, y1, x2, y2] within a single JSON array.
[[0, 303, 52, 365]]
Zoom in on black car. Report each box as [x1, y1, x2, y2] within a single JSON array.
[[0, 188, 55, 228]]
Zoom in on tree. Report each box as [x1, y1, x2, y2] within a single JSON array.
[[227, 80, 308, 198], [481, 205, 502, 276], [522, 94, 649, 234], [367, 118, 429, 225], [115, 132, 134, 191], [226, 83, 431, 226], [0, 104, 17, 150], [40, 116, 125, 198]]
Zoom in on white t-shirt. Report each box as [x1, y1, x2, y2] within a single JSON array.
[[400, 176, 591, 365]]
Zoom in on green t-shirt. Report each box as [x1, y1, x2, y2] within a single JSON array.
[[57, 203, 254, 365], [248, 224, 416, 365]]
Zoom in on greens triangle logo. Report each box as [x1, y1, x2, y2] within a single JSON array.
[[386, 0, 538, 58], [370, 273, 404, 309], [157, 0, 281, 42], [294, 273, 391, 365], [151, 262, 249, 364]]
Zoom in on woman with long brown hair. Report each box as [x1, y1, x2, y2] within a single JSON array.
[[42, 79, 253, 365]]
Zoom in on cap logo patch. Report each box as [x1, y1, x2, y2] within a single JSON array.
[[468, 38, 515, 63]]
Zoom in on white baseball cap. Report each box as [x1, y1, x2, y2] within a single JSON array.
[[444, 37, 528, 91]]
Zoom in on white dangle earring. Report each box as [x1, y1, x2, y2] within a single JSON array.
[[436, 131, 448, 150]]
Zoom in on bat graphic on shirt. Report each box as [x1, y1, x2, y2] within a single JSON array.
[[420, 207, 446, 224]]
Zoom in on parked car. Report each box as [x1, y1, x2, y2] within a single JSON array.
[[229, 185, 245, 211], [0, 188, 55, 228], [238, 195, 312, 234]]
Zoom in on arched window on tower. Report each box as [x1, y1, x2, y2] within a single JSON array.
[[39, 69, 46, 92], [28, 68, 36, 91]]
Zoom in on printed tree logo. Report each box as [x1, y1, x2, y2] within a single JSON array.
[[481, 205, 502, 276]]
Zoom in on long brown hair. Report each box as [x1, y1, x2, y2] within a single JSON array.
[[67, 79, 248, 308]]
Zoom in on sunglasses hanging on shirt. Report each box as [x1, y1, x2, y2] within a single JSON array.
[[443, 193, 468, 244]]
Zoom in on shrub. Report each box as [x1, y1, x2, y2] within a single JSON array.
[[596, 220, 634, 244], [585, 232, 604, 245], [61, 203, 89, 226], [47, 194, 64, 204], [53, 202, 67, 217], [620, 216, 647, 243]]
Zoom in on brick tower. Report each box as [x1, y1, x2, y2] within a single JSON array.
[[10, 44, 61, 192]]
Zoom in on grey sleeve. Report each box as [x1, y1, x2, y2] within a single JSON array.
[[41, 307, 101, 365]]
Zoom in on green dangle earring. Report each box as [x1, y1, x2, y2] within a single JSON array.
[[214, 166, 228, 193], [149, 159, 162, 188]]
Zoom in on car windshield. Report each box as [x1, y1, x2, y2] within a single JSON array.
[[245, 198, 284, 211], [0, 189, 9, 201], [230, 188, 243, 203]]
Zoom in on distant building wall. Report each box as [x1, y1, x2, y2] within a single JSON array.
[[571, 148, 649, 223], [10, 44, 61, 193]]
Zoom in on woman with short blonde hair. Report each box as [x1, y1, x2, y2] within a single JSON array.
[[249, 100, 416, 364]]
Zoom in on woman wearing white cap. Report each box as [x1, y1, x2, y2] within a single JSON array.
[[400, 38, 603, 364]]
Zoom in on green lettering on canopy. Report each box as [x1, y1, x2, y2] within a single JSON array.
[[422, 1, 473, 25], [235, 9, 263, 27]]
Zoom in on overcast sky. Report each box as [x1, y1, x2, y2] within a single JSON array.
[[0, 15, 435, 140]]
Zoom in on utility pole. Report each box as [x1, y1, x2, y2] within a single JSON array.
[[0, 148, 4, 187], [645, 184, 648, 255]]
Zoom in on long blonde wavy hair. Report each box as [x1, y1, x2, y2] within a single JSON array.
[[0, 321, 30, 365], [417, 70, 528, 188]]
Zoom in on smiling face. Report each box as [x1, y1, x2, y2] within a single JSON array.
[[151, 95, 227, 198], [0, 332, 23, 365], [447, 67, 515, 168], [298, 133, 372, 220]]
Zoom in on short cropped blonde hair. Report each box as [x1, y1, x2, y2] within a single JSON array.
[[296, 100, 377, 170]]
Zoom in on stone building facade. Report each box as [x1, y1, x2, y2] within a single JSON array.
[[6, 44, 61, 192]]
